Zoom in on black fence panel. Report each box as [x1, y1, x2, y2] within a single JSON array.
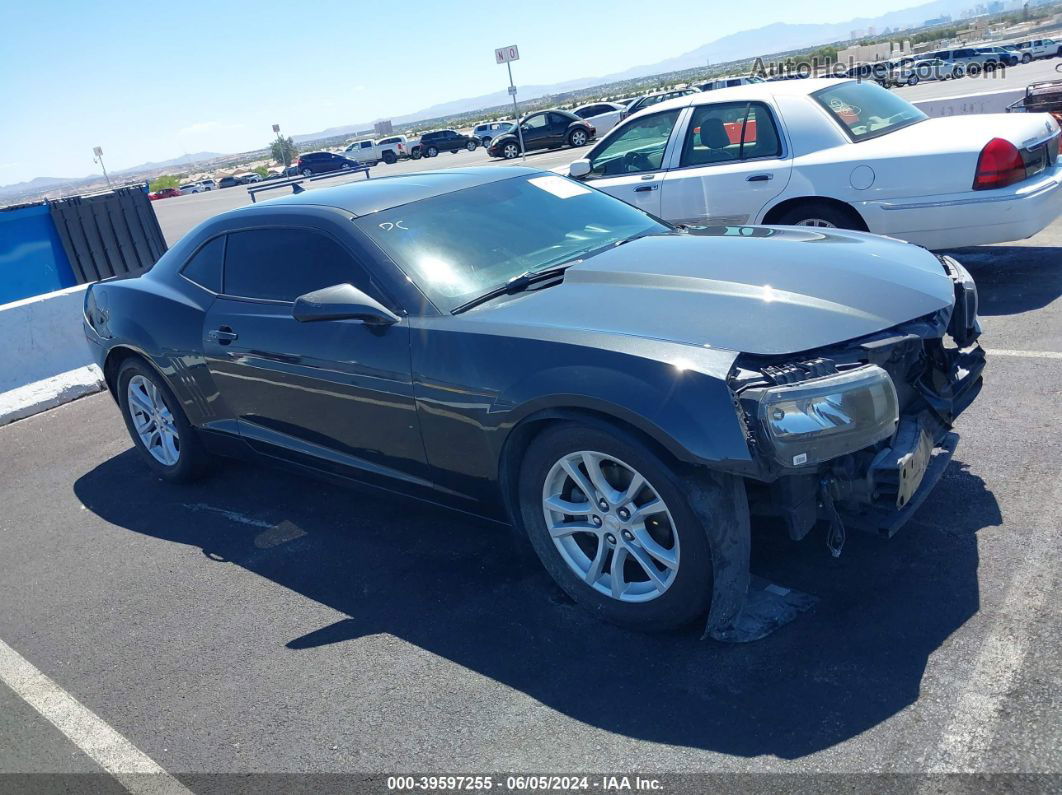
[[48, 187, 167, 284]]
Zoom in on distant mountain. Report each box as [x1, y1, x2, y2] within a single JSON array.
[[112, 151, 224, 175]]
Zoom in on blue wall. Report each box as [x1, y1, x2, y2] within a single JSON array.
[[0, 204, 78, 305]]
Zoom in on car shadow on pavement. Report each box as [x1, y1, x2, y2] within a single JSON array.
[[74, 451, 1000, 759], [939, 245, 1061, 316]]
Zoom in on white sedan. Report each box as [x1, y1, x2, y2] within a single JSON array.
[[571, 102, 626, 137], [561, 79, 1062, 250]]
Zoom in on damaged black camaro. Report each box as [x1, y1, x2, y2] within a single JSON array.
[[83, 167, 984, 639]]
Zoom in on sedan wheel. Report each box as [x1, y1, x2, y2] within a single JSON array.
[[569, 129, 588, 147], [127, 374, 180, 466], [502, 142, 520, 159], [466, 140, 477, 151], [542, 451, 679, 603], [794, 218, 838, 228], [519, 423, 715, 631]]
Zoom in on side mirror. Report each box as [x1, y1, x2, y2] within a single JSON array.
[[569, 159, 591, 179], [292, 283, 400, 326]]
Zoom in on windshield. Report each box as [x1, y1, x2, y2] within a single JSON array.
[[354, 174, 668, 311], [812, 81, 927, 142]]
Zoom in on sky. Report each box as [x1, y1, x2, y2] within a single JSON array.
[[1, 0, 924, 185]]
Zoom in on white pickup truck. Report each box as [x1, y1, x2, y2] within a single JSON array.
[[342, 135, 415, 165]]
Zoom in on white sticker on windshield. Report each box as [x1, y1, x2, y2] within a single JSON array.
[[528, 175, 591, 199]]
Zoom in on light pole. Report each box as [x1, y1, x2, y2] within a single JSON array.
[[93, 146, 113, 189]]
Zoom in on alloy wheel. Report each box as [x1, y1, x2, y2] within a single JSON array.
[[794, 217, 838, 228], [571, 130, 587, 146], [127, 375, 180, 466], [503, 143, 519, 159], [541, 451, 679, 603]]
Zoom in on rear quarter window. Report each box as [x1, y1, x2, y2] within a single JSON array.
[[181, 236, 225, 293], [812, 81, 927, 142]]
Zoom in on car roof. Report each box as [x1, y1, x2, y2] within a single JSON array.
[[643, 77, 851, 115], [246, 167, 539, 217]]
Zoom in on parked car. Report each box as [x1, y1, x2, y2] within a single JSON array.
[[198, 179, 217, 191], [1010, 39, 1062, 62], [343, 137, 408, 165], [930, 47, 1006, 75], [974, 46, 1020, 67], [887, 57, 964, 86], [217, 176, 241, 189], [148, 188, 182, 200], [620, 88, 700, 121], [571, 102, 625, 137], [377, 135, 415, 161], [296, 151, 362, 176], [417, 129, 479, 158], [237, 173, 262, 184], [179, 182, 204, 194], [698, 76, 764, 91], [84, 167, 985, 635], [472, 122, 514, 147], [561, 78, 1061, 249], [488, 110, 595, 160]]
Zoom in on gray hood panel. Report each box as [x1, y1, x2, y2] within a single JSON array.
[[470, 227, 955, 356]]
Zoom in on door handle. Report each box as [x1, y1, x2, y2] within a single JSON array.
[[208, 327, 238, 344], [634, 184, 659, 192], [746, 174, 773, 182]]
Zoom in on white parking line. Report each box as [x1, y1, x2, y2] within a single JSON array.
[[986, 349, 1062, 359], [923, 473, 1061, 774], [0, 638, 191, 795]]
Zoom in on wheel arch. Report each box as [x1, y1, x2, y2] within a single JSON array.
[[760, 195, 869, 230]]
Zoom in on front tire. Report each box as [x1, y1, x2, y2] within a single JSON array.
[[302, 168, 313, 176], [466, 140, 477, 151], [907, 74, 919, 86], [501, 141, 520, 160], [1022, 53, 1032, 64], [426, 146, 438, 157], [117, 358, 212, 483], [519, 423, 713, 632]]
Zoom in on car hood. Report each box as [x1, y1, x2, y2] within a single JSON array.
[[464, 227, 955, 356]]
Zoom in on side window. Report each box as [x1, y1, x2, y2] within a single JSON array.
[[523, 114, 548, 130], [181, 235, 225, 293], [223, 228, 368, 302], [679, 102, 781, 167], [587, 109, 681, 178], [548, 113, 570, 128]]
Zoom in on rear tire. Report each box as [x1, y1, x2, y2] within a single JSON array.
[[466, 140, 477, 151], [774, 200, 861, 230], [426, 146, 438, 157], [411, 148, 422, 160], [117, 358, 212, 483], [382, 151, 397, 165], [907, 74, 919, 86], [302, 168, 312, 176], [1022, 53, 1032, 64], [568, 129, 589, 147], [519, 423, 714, 632]]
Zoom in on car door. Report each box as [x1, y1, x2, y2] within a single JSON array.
[[519, 113, 551, 151], [579, 108, 683, 215], [548, 113, 572, 146], [201, 223, 428, 486], [659, 101, 792, 226]]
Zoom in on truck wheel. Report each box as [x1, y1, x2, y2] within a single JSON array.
[[382, 151, 397, 165], [519, 423, 714, 632]]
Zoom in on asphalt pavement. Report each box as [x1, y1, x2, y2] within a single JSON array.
[[1, 209, 1060, 790]]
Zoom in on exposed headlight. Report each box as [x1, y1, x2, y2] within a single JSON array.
[[750, 365, 899, 468]]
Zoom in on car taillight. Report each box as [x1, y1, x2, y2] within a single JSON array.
[[972, 137, 1026, 190]]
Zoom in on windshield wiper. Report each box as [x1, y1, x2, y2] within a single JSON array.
[[451, 264, 574, 314]]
